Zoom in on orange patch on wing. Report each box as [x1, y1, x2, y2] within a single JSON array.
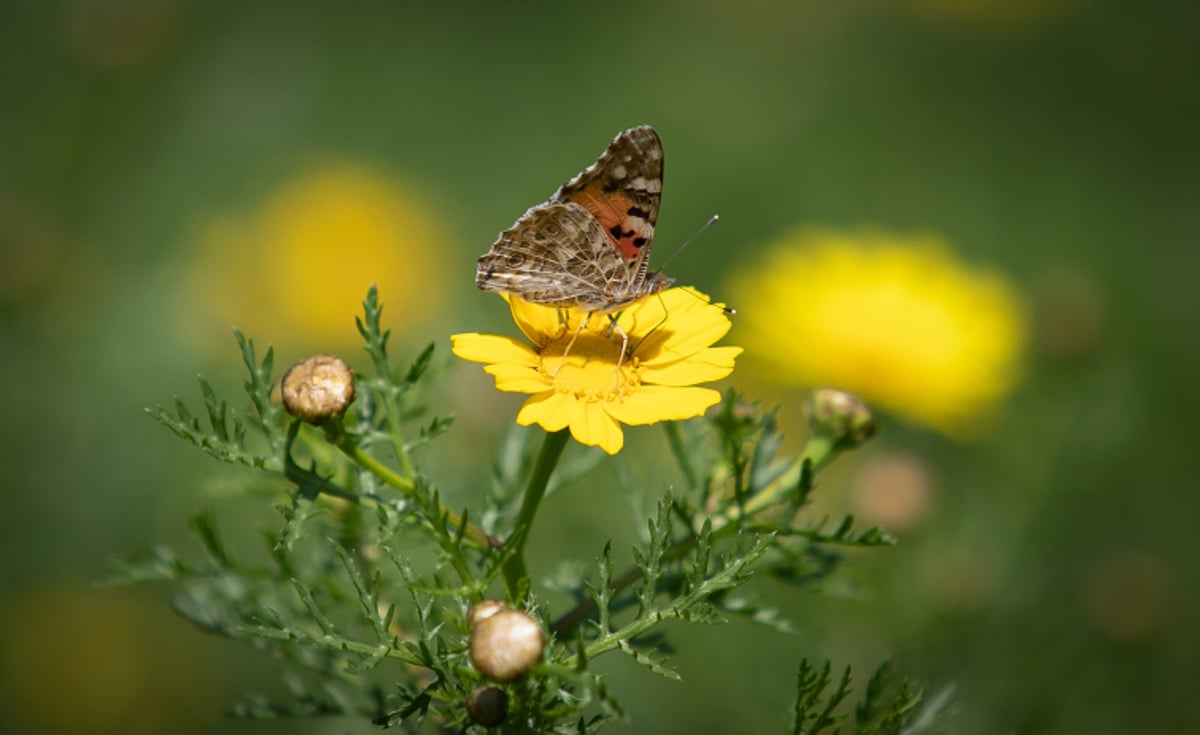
[[562, 182, 641, 260]]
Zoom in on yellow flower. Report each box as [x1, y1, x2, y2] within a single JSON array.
[[452, 288, 741, 455], [728, 229, 1025, 436], [0, 583, 220, 734], [179, 162, 448, 351]]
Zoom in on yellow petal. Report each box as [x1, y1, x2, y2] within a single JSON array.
[[640, 346, 743, 386], [507, 296, 567, 346], [615, 287, 709, 335], [568, 399, 624, 454], [616, 294, 668, 333], [516, 391, 570, 431], [633, 295, 733, 365], [451, 333, 538, 366], [484, 363, 550, 393], [604, 385, 722, 426]]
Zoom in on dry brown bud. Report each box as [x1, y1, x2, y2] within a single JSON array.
[[280, 354, 355, 424], [466, 685, 508, 727], [468, 608, 545, 682], [467, 599, 508, 629]]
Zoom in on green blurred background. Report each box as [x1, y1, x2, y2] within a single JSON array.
[[2, 1, 1197, 733]]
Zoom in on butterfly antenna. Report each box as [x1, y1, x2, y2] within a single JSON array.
[[655, 215, 735, 315], [658, 214, 720, 269]]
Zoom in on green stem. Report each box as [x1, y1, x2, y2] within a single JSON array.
[[801, 434, 839, 472], [316, 423, 497, 552], [502, 429, 570, 601], [663, 422, 698, 490], [724, 434, 840, 521], [382, 386, 416, 479]]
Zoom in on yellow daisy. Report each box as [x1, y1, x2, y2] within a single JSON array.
[[452, 288, 741, 455], [179, 162, 448, 352], [728, 228, 1026, 436]]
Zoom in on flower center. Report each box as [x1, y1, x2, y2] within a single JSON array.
[[539, 329, 639, 400]]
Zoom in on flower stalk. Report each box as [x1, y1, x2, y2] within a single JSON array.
[[289, 421, 498, 552], [502, 428, 570, 600]]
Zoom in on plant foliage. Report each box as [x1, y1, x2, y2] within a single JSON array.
[[117, 286, 952, 732]]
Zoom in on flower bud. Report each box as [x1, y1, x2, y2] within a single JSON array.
[[807, 388, 876, 447], [468, 608, 545, 682], [280, 354, 355, 424], [466, 599, 507, 628], [466, 685, 508, 727]]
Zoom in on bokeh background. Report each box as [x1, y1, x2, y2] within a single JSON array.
[[2, 1, 1197, 733]]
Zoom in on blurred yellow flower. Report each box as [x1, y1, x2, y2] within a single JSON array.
[[728, 229, 1025, 436], [452, 289, 740, 454], [0, 583, 219, 735], [180, 162, 447, 350]]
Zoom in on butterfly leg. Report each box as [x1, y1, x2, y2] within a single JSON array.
[[607, 314, 630, 399], [551, 312, 592, 378]]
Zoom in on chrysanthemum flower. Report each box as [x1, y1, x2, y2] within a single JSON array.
[[452, 288, 741, 455], [728, 229, 1025, 436], [180, 162, 447, 350]]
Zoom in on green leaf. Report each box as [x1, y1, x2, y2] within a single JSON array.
[[715, 596, 793, 633], [793, 659, 851, 735], [331, 540, 395, 649], [188, 511, 233, 569], [676, 602, 724, 625], [617, 639, 681, 681], [291, 578, 339, 637], [589, 542, 614, 634], [234, 328, 284, 449], [275, 493, 325, 552], [749, 406, 789, 492], [355, 285, 393, 379], [635, 494, 674, 614]]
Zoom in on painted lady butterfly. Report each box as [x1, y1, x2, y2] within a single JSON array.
[[475, 126, 674, 314]]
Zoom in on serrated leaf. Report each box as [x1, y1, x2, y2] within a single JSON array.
[[588, 541, 615, 634], [749, 406, 790, 491], [188, 511, 233, 569], [406, 414, 455, 451], [676, 602, 724, 625], [331, 540, 394, 646], [291, 579, 339, 637], [715, 596, 794, 633], [399, 342, 435, 391], [275, 493, 325, 552], [617, 639, 681, 681], [793, 659, 851, 735]]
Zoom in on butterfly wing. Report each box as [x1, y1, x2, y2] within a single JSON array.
[[475, 126, 673, 313], [552, 126, 663, 286], [475, 202, 636, 313]]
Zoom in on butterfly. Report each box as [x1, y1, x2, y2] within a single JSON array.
[[475, 125, 675, 314]]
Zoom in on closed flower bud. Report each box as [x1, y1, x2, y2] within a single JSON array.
[[466, 685, 509, 727], [469, 609, 544, 682], [807, 388, 876, 447], [467, 599, 508, 628], [280, 354, 355, 424]]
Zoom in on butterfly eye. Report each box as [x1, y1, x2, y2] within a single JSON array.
[[507, 253, 526, 267]]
